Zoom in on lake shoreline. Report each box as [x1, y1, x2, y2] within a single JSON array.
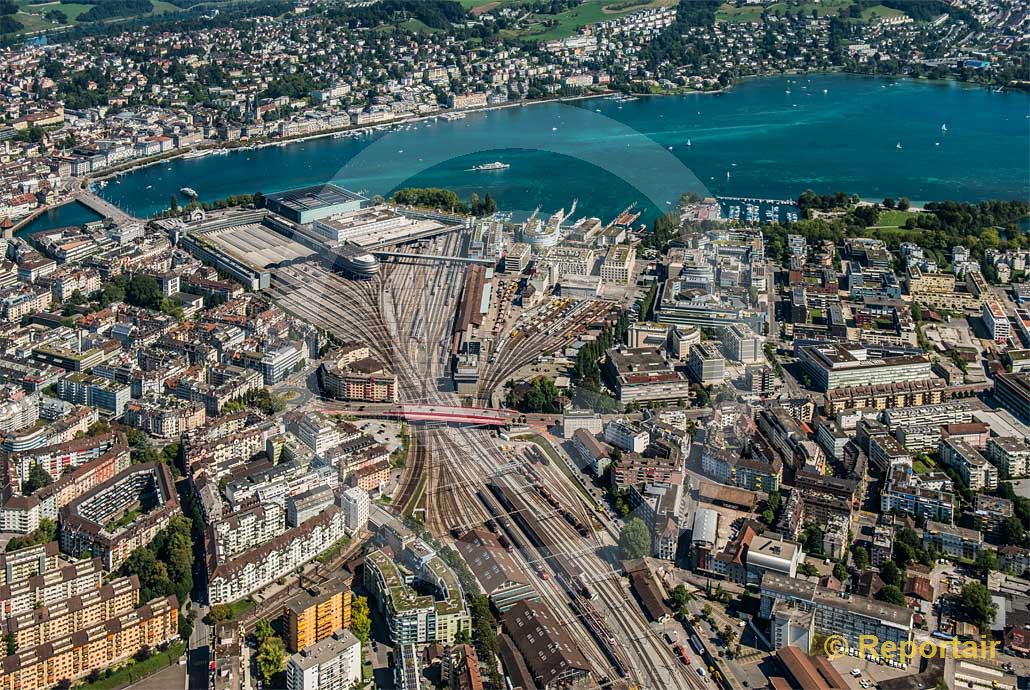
[[21, 72, 1024, 232]]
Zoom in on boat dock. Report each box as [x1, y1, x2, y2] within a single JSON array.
[[717, 195, 796, 205]]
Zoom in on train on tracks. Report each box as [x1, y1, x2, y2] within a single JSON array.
[[480, 482, 629, 679]]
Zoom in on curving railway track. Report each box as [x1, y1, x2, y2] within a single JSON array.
[[267, 231, 696, 689]]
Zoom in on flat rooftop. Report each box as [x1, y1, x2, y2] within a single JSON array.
[[265, 184, 366, 214]]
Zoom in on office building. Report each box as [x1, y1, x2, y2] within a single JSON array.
[[720, 323, 763, 364], [54, 374, 132, 417], [994, 372, 1030, 424], [798, 343, 931, 392], [503, 243, 531, 273], [687, 343, 726, 385], [983, 298, 1010, 343], [603, 347, 692, 404], [600, 244, 634, 284], [561, 410, 602, 439]]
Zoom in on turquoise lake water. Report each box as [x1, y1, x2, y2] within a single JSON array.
[[20, 73, 1030, 235]]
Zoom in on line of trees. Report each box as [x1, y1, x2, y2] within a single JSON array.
[[118, 515, 194, 604]]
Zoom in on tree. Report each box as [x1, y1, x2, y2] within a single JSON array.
[[256, 635, 286, 682], [959, 582, 998, 632], [6, 519, 56, 552], [880, 584, 905, 606], [832, 562, 848, 581], [670, 584, 691, 609], [973, 550, 997, 577], [618, 518, 651, 560], [879, 561, 902, 588], [897, 197, 911, 211], [22, 462, 52, 495], [998, 516, 1026, 547], [851, 545, 870, 570], [798, 562, 819, 577], [802, 524, 825, 557], [124, 275, 164, 310], [254, 619, 275, 645], [350, 595, 371, 643]]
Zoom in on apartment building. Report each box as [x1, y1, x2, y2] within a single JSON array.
[[823, 378, 950, 415], [209, 501, 286, 563], [880, 458, 956, 524], [284, 578, 353, 653], [364, 543, 470, 646], [124, 396, 206, 438], [58, 463, 181, 570], [701, 445, 782, 493], [339, 486, 370, 535], [761, 572, 913, 650], [285, 628, 361, 690], [318, 353, 398, 403], [0, 557, 103, 619], [2, 575, 138, 651], [984, 436, 1030, 478], [603, 419, 648, 453], [0, 392, 38, 435], [940, 437, 998, 491], [208, 507, 346, 605], [0, 595, 178, 690], [923, 521, 982, 560]]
